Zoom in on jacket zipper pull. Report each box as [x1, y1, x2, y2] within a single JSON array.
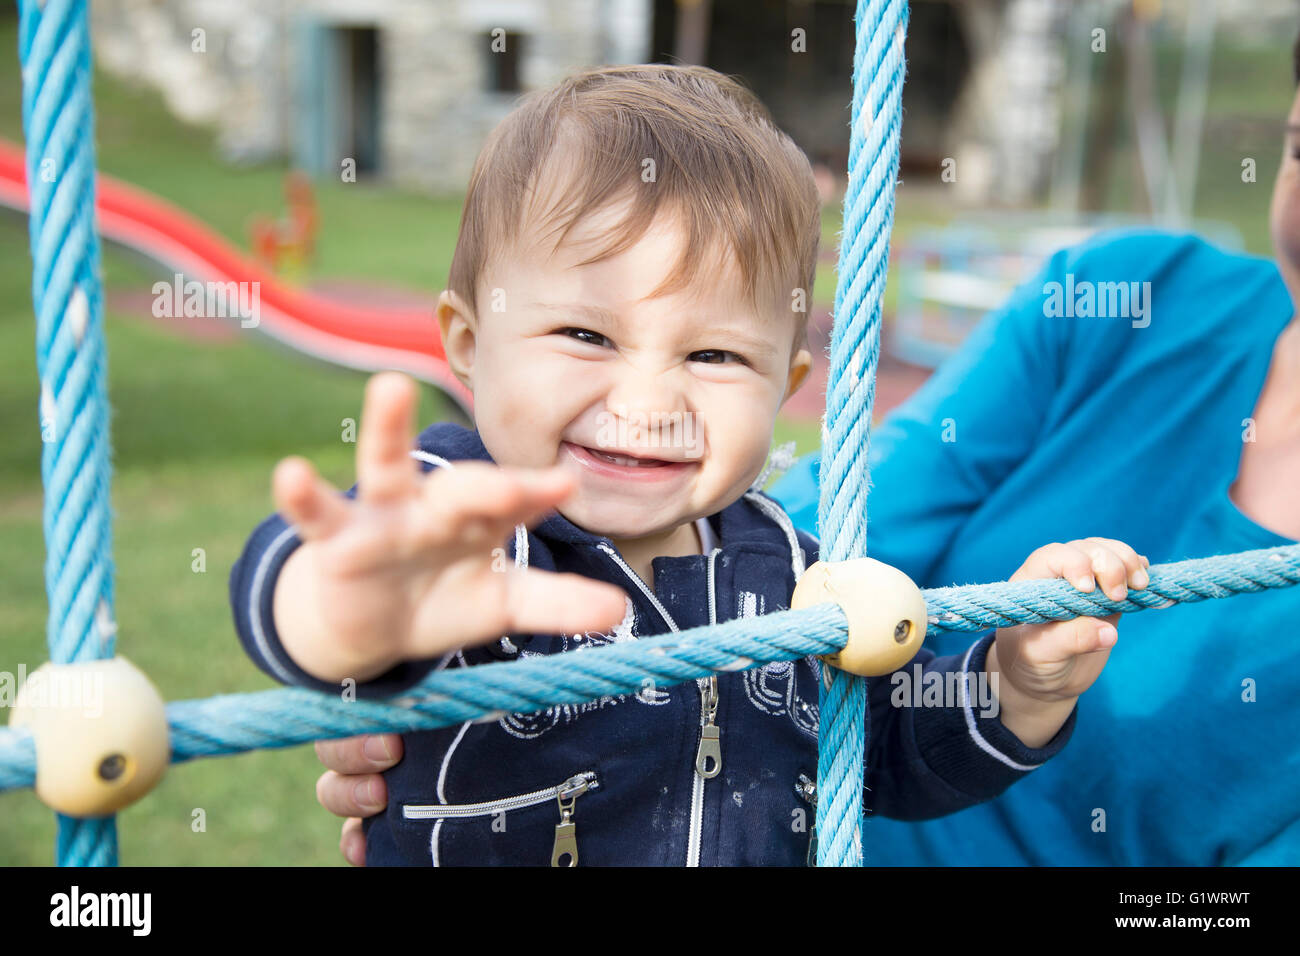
[[551, 774, 591, 867], [695, 676, 722, 779], [552, 810, 578, 867], [797, 773, 818, 866]]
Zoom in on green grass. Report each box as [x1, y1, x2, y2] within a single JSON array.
[[0, 13, 1291, 864]]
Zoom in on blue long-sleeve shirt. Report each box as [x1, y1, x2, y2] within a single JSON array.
[[230, 423, 1076, 866], [769, 228, 1300, 865]]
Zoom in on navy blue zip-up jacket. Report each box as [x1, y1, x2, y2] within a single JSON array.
[[230, 422, 1076, 866]]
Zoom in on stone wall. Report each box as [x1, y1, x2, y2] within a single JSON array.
[[88, 0, 652, 194]]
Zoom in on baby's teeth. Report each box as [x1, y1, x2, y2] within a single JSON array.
[[593, 449, 655, 466]]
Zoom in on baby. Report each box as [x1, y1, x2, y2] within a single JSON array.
[[229, 64, 1147, 866]]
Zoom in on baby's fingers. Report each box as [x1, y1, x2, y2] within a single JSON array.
[[356, 372, 421, 505], [1078, 537, 1148, 601], [407, 567, 630, 657], [273, 456, 349, 540], [1011, 539, 1148, 602], [1010, 542, 1098, 592], [413, 462, 576, 552], [495, 568, 630, 637], [1036, 613, 1120, 665]]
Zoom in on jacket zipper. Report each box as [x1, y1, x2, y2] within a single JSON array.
[[686, 547, 725, 866], [796, 772, 818, 866], [403, 771, 598, 867], [596, 541, 723, 868]]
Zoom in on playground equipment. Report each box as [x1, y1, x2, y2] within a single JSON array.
[[0, 139, 471, 414], [249, 170, 318, 275], [5, 0, 1299, 868]]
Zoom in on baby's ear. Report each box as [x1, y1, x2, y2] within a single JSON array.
[[782, 347, 813, 404], [436, 290, 477, 389]]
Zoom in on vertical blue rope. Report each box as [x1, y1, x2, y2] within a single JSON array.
[[18, 0, 119, 867], [815, 0, 908, 867]]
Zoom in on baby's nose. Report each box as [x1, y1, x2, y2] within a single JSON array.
[[600, 370, 694, 453], [603, 364, 686, 420]]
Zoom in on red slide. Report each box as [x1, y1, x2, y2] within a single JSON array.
[[0, 139, 473, 414]]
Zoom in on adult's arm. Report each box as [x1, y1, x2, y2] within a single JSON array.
[[1230, 817, 1300, 865], [771, 247, 1072, 586]]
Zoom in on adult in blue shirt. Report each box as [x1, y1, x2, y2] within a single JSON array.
[[769, 225, 1297, 865], [312, 30, 1300, 866], [762, 47, 1300, 865]]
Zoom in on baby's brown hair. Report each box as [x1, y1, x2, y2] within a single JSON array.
[[447, 63, 821, 355]]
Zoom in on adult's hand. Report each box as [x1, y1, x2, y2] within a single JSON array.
[[314, 734, 403, 866]]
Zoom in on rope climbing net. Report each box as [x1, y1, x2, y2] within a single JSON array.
[[5, 0, 1299, 869]]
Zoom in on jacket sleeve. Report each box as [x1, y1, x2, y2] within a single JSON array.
[[791, 529, 1075, 820], [864, 631, 1076, 821], [228, 467, 446, 700]]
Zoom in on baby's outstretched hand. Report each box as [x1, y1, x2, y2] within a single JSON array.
[[270, 372, 629, 682], [991, 537, 1148, 707]]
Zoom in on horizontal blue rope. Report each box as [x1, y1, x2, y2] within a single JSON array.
[[1, 602, 846, 788], [2, 543, 1297, 795], [0, 731, 36, 791], [923, 543, 1300, 630]]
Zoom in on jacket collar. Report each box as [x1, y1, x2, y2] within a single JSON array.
[[423, 422, 801, 556]]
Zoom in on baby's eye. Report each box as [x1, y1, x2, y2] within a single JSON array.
[[689, 349, 746, 366], [557, 327, 610, 348]]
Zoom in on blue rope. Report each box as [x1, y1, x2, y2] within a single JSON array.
[[0, 604, 848, 787], [815, 0, 909, 867], [4, 544, 1295, 792], [0, 734, 36, 792], [924, 543, 1300, 629], [18, 0, 118, 868]]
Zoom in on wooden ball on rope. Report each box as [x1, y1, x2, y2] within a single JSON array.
[[9, 656, 169, 817], [790, 558, 927, 676]]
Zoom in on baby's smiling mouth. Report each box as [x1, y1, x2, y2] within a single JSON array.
[[584, 446, 675, 468], [561, 441, 698, 478]]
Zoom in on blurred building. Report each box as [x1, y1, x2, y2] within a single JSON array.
[[91, 0, 651, 192], [89, 0, 1299, 207]]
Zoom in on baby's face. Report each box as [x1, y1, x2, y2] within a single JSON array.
[[437, 200, 812, 541]]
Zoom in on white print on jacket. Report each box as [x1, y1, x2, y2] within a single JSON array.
[[499, 589, 822, 740], [737, 590, 821, 739], [498, 596, 671, 739]]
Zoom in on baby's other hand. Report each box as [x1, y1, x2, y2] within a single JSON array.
[[272, 372, 629, 679], [992, 537, 1149, 704]]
